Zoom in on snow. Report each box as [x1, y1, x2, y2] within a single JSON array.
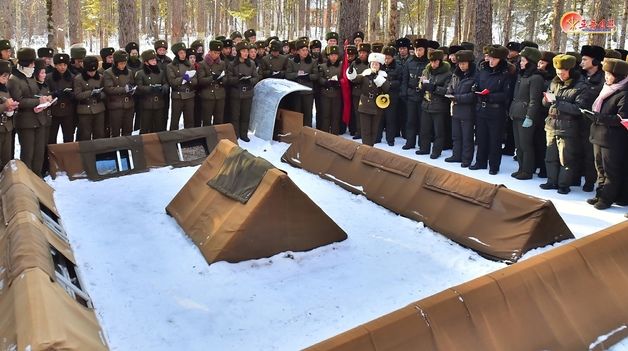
[[47, 133, 628, 350]]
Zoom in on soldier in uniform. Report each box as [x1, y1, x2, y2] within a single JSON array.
[[346, 51, 390, 146], [416, 50, 452, 158], [401, 38, 429, 149], [506, 42, 521, 67], [348, 43, 370, 139], [186, 48, 203, 127], [73, 56, 106, 141], [540, 54, 587, 194], [310, 39, 324, 128], [9, 51, 53, 176], [46, 53, 76, 143], [535, 51, 556, 178], [579, 45, 606, 192], [255, 41, 267, 61], [448, 45, 463, 69], [154, 40, 172, 132], [0, 40, 12, 65], [135, 49, 170, 133], [221, 39, 235, 64], [37, 48, 54, 74], [99, 47, 115, 73], [372, 43, 384, 53], [377, 46, 403, 145], [353, 31, 365, 46], [231, 31, 243, 46], [260, 40, 289, 79], [395, 37, 412, 138], [103, 50, 136, 137], [197, 40, 227, 126], [226, 41, 259, 141], [125, 42, 142, 74], [190, 39, 205, 63], [286, 39, 319, 128], [317, 45, 343, 134], [0, 60, 17, 168], [167, 42, 197, 130], [446, 50, 477, 167], [69, 46, 86, 76], [282, 40, 290, 55], [244, 29, 257, 44]]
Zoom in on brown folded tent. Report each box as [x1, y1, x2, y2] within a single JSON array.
[[166, 139, 348, 264], [0, 161, 109, 350], [282, 127, 573, 262], [48, 124, 238, 181], [305, 220, 628, 351]]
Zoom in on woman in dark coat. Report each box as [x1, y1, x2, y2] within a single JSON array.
[[0, 60, 17, 168], [446, 50, 476, 167], [585, 58, 628, 209], [535, 51, 556, 178]]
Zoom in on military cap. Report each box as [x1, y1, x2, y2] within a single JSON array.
[[455, 50, 475, 63], [368, 52, 385, 65], [615, 48, 628, 61], [602, 58, 628, 76], [346, 45, 358, 55], [186, 48, 196, 58], [520, 47, 542, 63], [53, 53, 70, 65], [372, 42, 384, 53], [460, 41, 474, 51], [17, 48, 36, 62], [222, 39, 234, 48], [297, 36, 309, 42], [100, 47, 114, 59], [358, 43, 371, 53], [295, 39, 308, 50], [235, 41, 250, 52], [565, 51, 582, 65], [154, 40, 168, 50], [244, 29, 256, 39], [113, 50, 128, 64], [70, 46, 87, 59], [449, 45, 463, 55], [580, 45, 605, 62], [427, 40, 440, 49], [209, 40, 223, 52], [437, 46, 449, 55], [125, 42, 139, 53], [37, 47, 54, 58], [0, 40, 11, 51], [520, 40, 538, 49], [605, 49, 621, 59], [266, 36, 280, 45], [83, 56, 99, 71], [230, 31, 243, 40], [141, 49, 157, 62], [540, 51, 556, 63], [309, 40, 322, 49], [191, 39, 204, 51], [288, 41, 297, 51], [214, 36, 227, 42], [488, 45, 509, 60], [353, 31, 365, 40], [269, 40, 282, 52], [383, 46, 396, 57], [255, 41, 266, 50], [325, 32, 339, 41], [395, 37, 411, 48], [428, 50, 444, 61], [506, 41, 521, 52], [34, 58, 47, 72], [413, 38, 429, 49], [553, 54, 577, 70], [482, 45, 492, 55], [325, 45, 340, 56], [281, 39, 289, 46], [0, 60, 10, 75], [171, 42, 187, 55]]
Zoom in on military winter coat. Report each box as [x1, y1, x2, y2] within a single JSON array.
[[261, 54, 289, 79], [318, 60, 343, 98], [351, 69, 391, 115], [73, 71, 106, 115], [383, 59, 403, 96], [103, 66, 135, 110], [286, 55, 319, 93], [46, 69, 75, 117], [156, 55, 172, 73], [348, 58, 369, 97], [0, 85, 14, 132], [420, 61, 452, 113], [447, 64, 477, 120], [226, 57, 259, 99], [167, 57, 198, 100], [135, 64, 169, 110], [401, 55, 429, 101], [474, 60, 513, 118], [582, 69, 604, 109], [8, 68, 50, 128], [543, 71, 587, 137], [508, 66, 545, 122], [589, 86, 627, 148], [197, 56, 228, 100]]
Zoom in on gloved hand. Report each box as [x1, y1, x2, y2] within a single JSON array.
[[62, 88, 73, 97], [217, 70, 225, 80], [183, 72, 192, 83], [522, 116, 533, 128], [330, 75, 338, 81], [348, 65, 355, 74], [125, 84, 136, 94], [373, 74, 386, 87], [91, 88, 102, 96]]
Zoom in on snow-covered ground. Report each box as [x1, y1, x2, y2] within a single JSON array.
[[47, 133, 627, 351]]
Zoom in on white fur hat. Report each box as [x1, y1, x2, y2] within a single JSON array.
[[368, 52, 385, 65]]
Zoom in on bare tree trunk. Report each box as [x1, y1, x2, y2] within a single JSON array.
[[463, 0, 475, 42], [453, 0, 461, 44], [503, 0, 513, 44], [338, 0, 362, 43], [435, 0, 443, 43], [474, 0, 492, 58], [619, 0, 628, 48], [550, 0, 564, 52], [68, 0, 82, 44], [171, 0, 184, 43], [46, 0, 55, 49], [0, 0, 12, 40], [424, 0, 434, 39], [589, 0, 610, 46], [149, 0, 159, 39], [118, 0, 138, 47], [367, 0, 381, 40], [197, 0, 206, 37], [526, 0, 539, 40], [387, 0, 398, 42]]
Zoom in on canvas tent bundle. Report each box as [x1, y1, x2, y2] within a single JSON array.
[[47, 124, 238, 181], [305, 220, 628, 351], [281, 127, 573, 262], [0, 160, 109, 350], [166, 139, 347, 264]]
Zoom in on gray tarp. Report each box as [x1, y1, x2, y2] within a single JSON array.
[[249, 78, 311, 141]]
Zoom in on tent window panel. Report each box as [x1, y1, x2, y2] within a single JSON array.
[[95, 150, 135, 176], [39, 201, 69, 243], [177, 138, 210, 162], [50, 246, 92, 308]]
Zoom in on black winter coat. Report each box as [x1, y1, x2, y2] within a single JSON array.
[[474, 60, 513, 118], [509, 66, 545, 123], [543, 71, 587, 137], [420, 61, 452, 113], [401, 55, 429, 101], [382, 59, 403, 96], [447, 64, 476, 120], [589, 86, 627, 148]]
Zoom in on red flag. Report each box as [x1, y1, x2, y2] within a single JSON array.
[[340, 39, 352, 125]]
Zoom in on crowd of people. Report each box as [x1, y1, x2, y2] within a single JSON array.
[[0, 30, 626, 212]]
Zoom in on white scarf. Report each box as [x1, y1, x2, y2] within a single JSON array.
[[17, 65, 34, 78], [592, 75, 628, 113]]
